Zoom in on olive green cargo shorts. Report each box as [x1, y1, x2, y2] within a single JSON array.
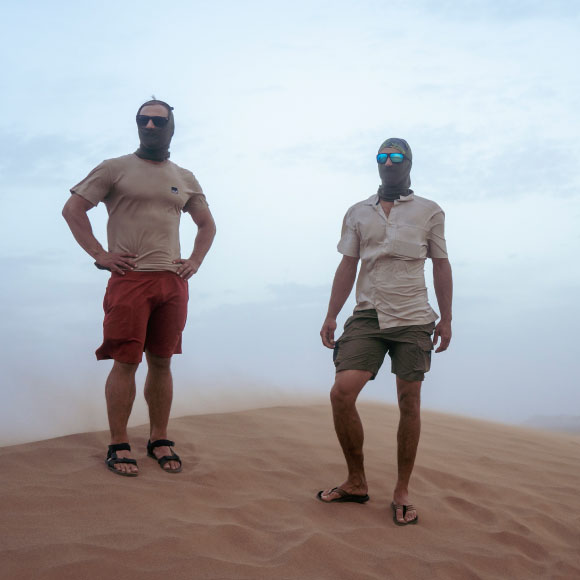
[[333, 309, 435, 382]]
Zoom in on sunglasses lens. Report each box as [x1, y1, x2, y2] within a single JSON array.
[[136, 115, 169, 128], [152, 116, 169, 127], [377, 153, 404, 164]]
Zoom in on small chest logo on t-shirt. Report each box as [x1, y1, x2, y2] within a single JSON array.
[[171, 186, 179, 195]]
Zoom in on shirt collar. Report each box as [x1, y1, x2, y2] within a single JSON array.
[[366, 192, 415, 206]]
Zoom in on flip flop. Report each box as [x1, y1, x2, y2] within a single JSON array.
[[147, 439, 182, 473], [391, 502, 418, 525], [105, 443, 138, 477], [316, 487, 370, 503]]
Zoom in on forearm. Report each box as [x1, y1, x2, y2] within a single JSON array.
[[188, 222, 216, 266], [433, 258, 453, 322], [326, 256, 359, 319]]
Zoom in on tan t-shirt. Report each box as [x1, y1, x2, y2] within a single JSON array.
[[70, 154, 209, 272], [338, 193, 448, 329]]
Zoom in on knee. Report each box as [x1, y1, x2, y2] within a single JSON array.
[[113, 360, 139, 376], [146, 352, 172, 371], [330, 383, 357, 407], [397, 389, 421, 416]]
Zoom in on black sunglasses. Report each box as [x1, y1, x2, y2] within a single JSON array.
[[136, 114, 170, 128]]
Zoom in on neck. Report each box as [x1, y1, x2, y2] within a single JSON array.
[[377, 185, 413, 202], [134, 146, 170, 162]]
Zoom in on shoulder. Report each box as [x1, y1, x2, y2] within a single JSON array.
[[167, 161, 200, 183], [166, 159, 193, 176], [411, 194, 444, 214], [97, 154, 138, 171], [344, 195, 377, 218]]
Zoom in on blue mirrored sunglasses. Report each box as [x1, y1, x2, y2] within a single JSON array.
[[376, 152, 405, 164]]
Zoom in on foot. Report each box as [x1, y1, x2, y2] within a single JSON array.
[[392, 492, 418, 525], [147, 439, 182, 472], [105, 443, 139, 476], [318, 481, 368, 503], [153, 445, 180, 471]]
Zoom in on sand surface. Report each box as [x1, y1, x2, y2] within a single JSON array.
[[1, 403, 579, 580]]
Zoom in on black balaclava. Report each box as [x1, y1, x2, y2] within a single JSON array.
[[134, 99, 175, 162], [377, 137, 413, 201]]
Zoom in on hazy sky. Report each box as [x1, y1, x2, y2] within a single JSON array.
[[1, 0, 579, 444]]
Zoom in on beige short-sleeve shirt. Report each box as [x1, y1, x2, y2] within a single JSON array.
[[70, 154, 209, 272], [338, 193, 448, 329]]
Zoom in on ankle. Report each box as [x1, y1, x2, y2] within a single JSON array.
[[346, 475, 367, 489], [149, 434, 169, 443]]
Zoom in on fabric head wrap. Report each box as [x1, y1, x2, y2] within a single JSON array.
[[135, 99, 175, 162], [377, 137, 413, 201]]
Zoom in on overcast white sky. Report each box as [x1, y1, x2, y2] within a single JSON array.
[[1, 0, 579, 444]]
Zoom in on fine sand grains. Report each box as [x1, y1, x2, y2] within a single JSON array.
[[0, 403, 579, 580]]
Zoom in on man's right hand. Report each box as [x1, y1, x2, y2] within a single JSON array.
[[94, 251, 138, 274], [320, 316, 337, 349]]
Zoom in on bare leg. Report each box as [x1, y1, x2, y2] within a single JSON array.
[[319, 369, 373, 501], [105, 360, 139, 474], [144, 351, 180, 471], [393, 376, 422, 523]]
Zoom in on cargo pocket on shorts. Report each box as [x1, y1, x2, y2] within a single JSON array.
[[414, 336, 433, 373]]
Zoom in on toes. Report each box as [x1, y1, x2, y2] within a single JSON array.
[[320, 488, 339, 501]]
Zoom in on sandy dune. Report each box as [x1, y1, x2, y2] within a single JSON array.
[[1, 403, 579, 580]]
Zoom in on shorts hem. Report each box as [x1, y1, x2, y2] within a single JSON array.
[[395, 371, 426, 382], [335, 365, 378, 381]]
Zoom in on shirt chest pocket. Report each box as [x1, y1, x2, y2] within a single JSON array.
[[392, 224, 427, 259]]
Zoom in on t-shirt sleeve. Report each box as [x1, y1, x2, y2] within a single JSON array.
[[337, 209, 360, 258], [183, 172, 209, 212], [427, 210, 448, 258], [69, 161, 113, 206]]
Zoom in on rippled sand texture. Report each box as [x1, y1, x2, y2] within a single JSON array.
[[1, 404, 579, 580]]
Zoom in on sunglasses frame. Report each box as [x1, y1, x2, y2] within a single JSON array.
[[136, 114, 170, 128], [376, 152, 405, 164]]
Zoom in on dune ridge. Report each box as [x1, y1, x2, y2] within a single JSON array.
[[1, 403, 579, 580]]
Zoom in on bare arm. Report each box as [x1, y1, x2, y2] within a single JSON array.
[[173, 204, 217, 280], [432, 257, 453, 352], [320, 255, 359, 348], [61, 194, 137, 274]]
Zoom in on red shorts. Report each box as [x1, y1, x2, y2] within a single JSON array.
[[96, 271, 189, 364]]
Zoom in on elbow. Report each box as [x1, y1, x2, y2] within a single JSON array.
[[62, 205, 72, 223], [204, 220, 217, 239]]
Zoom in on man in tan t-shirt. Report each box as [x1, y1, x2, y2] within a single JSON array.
[[317, 138, 453, 526], [62, 99, 216, 477]]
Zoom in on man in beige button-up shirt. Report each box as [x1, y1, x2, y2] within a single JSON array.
[[317, 138, 453, 526]]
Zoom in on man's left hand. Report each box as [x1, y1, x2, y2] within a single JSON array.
[[433, 320, 452, 353], [173, 258, 201, 280]]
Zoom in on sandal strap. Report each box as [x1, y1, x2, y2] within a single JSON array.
[[108, 442, 131, 454], [157, 453, 182, 468], [148, 439, 175, 451]]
